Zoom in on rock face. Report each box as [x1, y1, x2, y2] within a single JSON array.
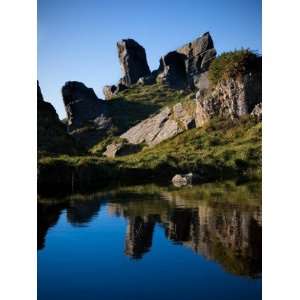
[[172, 173, 200, 187], [120, 103, 195, 148], [37, 81, 78, 154], [117, 39, 151, 86], [195, 70, 262, 127], [62, 81, 105, 129], [157, 32, 216, 90], [62, 81, 112, 148]]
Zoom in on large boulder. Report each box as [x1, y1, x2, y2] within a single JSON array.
[[117, 39, 151, 86], [120, 103, 195, 147], [157, 32, 216, 90], [62, 81, 112, 148], [172, 173, 200, 187], [37, 81, 78, 155]]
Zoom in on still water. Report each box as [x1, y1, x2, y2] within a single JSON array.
[[38, 181, 262, 300]]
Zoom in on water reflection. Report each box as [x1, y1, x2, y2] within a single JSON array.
[[38, 181, 261, 278]]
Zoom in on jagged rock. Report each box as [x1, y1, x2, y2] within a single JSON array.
[[157, 32, 216, 90], [62, 81, 104, 128], [120, 103, 195, 147], [117, 39, 151, 86], [195, 70, 262, 127], [62, 81, 112, 148], [103, 140, 141, 158], [37, 81, 78, 155], [172, 173, 200, 187], [251, 103, 262, 121]]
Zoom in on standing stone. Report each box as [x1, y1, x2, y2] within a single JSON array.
[[117, 39, 151, 86]]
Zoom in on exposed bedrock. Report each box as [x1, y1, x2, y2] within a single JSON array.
[[195, 70, 262, 127]]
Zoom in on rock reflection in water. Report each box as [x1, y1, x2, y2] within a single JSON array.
[[38, 182, 261, 277]]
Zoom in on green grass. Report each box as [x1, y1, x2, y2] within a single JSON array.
[[208, 49, 261, 85], [90, 83, 195, 154], [115, 116, 261, 178], [38, 116, 261, 195]]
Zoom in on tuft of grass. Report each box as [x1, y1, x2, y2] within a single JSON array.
[[208, 49, 261, 85]]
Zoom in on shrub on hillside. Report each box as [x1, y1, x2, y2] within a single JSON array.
[[208, 49, 261, 85]]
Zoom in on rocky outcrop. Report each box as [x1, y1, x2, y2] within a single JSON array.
[[195, 70, 262, 127], [62, 81, 106, 128], [157, 32, 216, 90], [119, 103, 195, 148], [117, 39, 151, 86], [172, 173, 200, 187], [37, 81, 79, 155], [62, 81, 112, 148], [103, 140, 141, 158]]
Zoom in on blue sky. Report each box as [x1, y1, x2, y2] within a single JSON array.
[[38, 0, 261, 119]]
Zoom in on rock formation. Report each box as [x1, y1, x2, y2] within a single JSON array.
[[195, 57, 262, 127], [62, 81, 112, 148], [37, 81, 79, 154], [157, 32, 216, 89], [117, 39, 151, 86], [119, 103, 195, 147]]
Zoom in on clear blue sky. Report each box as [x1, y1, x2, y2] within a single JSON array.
[[38, 0, 261, 119]]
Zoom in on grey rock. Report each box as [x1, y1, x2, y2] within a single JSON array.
[[195, 69, 262, 127], [103, 140, 141, 158], [157, 32, 216, 89], [117, 39, 151, 86], [62, 81, 112, 148], [172, 173, 200, 187], [62, 81, 105, 128], [156, 51, 187, 89], [120, 103, 195, 147]]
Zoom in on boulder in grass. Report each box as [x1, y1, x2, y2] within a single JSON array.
[[171, 173, 200, 187]]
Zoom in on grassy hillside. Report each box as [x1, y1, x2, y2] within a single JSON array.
[[90, 83, 195, 154], [38, 116, 261, 194]]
